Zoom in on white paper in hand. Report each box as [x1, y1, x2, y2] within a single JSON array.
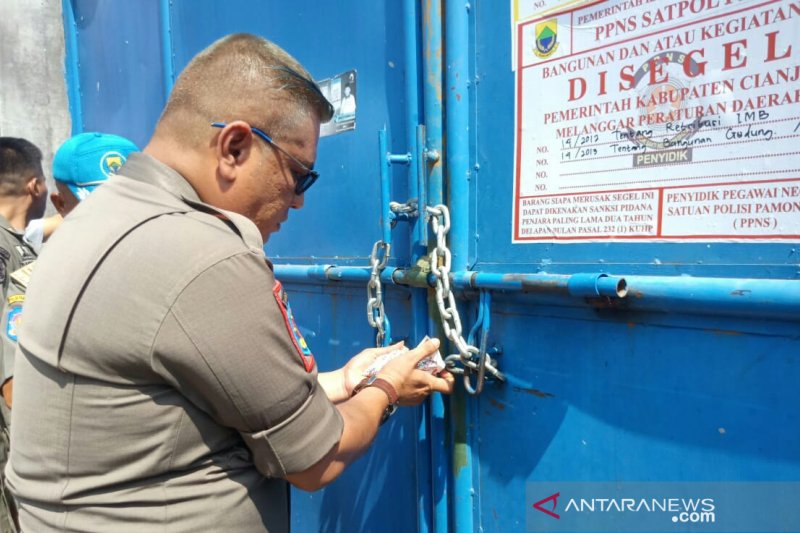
[[363, 336, 446, 378]]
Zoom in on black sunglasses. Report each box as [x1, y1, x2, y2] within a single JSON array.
[[211, 122, 319, 195]]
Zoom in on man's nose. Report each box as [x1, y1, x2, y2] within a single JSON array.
[[291, 191, 305, 209]]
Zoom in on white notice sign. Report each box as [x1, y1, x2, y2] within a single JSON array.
[[513, 0, 800, 242]]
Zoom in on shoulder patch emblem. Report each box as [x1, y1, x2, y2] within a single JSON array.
[[6, 306, 22, 342], [272, 281, 315, 372]]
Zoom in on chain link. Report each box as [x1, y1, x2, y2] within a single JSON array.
[[367, 240, 391, 346], [389, 199, 418, 214], [366, 203, 503, 389], [389, 199, 419, 228], [426, 204, 504, 393]]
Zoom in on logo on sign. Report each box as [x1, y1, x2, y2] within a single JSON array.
[[534, 20, 559, 58], [625, 51, 707, 152]]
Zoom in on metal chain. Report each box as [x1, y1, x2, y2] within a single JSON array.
[[389, 199, 418, 214], [389, 199, 419, 228], [368, 200, 417, 344], [367, 240, 391, 346], [426, 204, 504, 393]]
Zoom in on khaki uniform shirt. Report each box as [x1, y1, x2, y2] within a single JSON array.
[[6, 154, 343, 532], [0, 216, 34, 533]]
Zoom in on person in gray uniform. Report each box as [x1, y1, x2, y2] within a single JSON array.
[[0, 137, 49, 533], [7, 34, 453, 532]]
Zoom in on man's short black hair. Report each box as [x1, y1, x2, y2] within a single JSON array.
[[0, 137, 44, 196]]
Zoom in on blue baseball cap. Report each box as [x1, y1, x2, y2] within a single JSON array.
[[53, 132, 139, 200]]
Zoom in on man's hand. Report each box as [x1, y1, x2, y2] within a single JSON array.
[[287, 338, 454, 491], [342, 342, 406, 397], [1, 378, 12, 409], [376, 338, 454, 405], [318, 342, 406, 403]]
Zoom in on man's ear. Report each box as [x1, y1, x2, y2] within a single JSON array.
[[50, 191, 66, 216], [26, 176, 46, 197], [215, 121, 256, 184]]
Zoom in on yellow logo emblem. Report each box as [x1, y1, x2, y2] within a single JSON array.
[[534, 20, 559, 58], [100, 151, 127, 177]]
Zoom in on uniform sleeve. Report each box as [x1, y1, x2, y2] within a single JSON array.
[[0, 248, 24, 384], [150, 251, 343, 479]]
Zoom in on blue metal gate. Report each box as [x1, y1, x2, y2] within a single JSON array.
[[61, 0, 800, 531]]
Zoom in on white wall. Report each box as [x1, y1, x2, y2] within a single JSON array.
[[0, 0, 72, 200]]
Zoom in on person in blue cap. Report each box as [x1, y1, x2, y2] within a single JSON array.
[[4, 132, 138, 401], [23, 133, 139, 253], [8, 132, 138, 398], [51, 132, 139, 215]]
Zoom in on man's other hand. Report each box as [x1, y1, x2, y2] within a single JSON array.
[[377, 338, 454, 405]]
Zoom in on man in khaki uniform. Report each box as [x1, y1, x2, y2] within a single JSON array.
[[7, 34, 452, 532], [0, 137, 48, 533]]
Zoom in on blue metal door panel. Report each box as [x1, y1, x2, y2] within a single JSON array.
[[63, 2, 425, 531], [280, 283, 421, 533], [466, 2, 800, 531], [66, 0, 166, 147], [476, 302, 800, 531], [166, 0, 413, 263], [162, 2, 427, 530]]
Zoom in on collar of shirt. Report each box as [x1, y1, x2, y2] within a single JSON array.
[[120, 152, 202, 204], [119, 152, 266, 257], [0, 214, 23, 237]]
